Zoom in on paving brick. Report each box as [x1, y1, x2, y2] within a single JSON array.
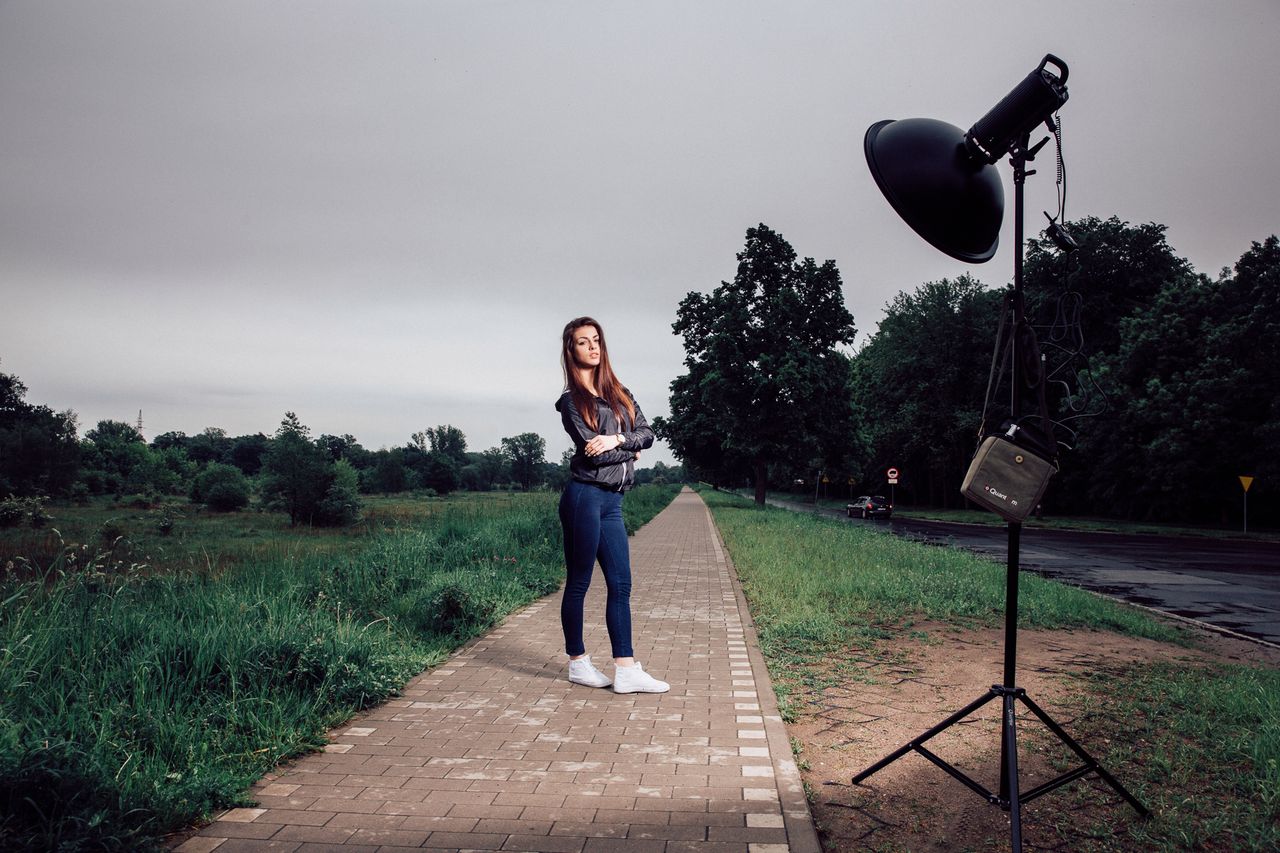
[[548, 820, 626, 838], [176, 491, 817, 853], [581, 838, 666, 853], [420, 831, 507, 849], [209, 841, 301, 852], [199, 821, 281, 840], [347, 828, 432, 847], [707, 825, 789, 843], [627, 823, 704, 841], [473, 817, 554, 835], [254, 810, 334, 827], [499, 834, 587, 852], [268, 825, 356, 844], [324, 813, 406, 830], [398, 815, 482, 833]]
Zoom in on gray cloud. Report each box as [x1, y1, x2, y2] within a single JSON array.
[[3, 1, 1277, 462]]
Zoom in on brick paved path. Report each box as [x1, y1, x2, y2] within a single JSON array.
[[177, 488, 819, 853]]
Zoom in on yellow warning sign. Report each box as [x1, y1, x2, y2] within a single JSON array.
[[1239, 476, 1254, 493]]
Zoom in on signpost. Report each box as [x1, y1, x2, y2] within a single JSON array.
[[887, 467, 899, 506], [1240, 476, 1255, 533]]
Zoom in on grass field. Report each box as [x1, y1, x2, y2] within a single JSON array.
[[701, 487, 1279, 851], [0, 485, 681, 852], [0, 492, 538, 580]]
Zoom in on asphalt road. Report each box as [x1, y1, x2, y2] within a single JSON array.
[[766, 497, 1280, 647]]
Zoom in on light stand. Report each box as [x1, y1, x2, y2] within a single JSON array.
[[854, 56, 1149, 851]]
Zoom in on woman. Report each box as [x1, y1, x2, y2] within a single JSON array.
[[555, 316, 668, 694]]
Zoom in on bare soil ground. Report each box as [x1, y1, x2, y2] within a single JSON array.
[[789, 624, 1280, 852]]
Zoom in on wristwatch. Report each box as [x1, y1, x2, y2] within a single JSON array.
[[616, 433, 626, 448]]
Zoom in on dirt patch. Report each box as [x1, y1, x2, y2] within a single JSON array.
[[789, 624, 1278, 851]]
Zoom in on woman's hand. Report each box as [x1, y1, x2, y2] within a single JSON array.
[[584, 433, 624, 456]]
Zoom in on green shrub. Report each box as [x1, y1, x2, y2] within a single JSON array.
[[0, 497, 52, 530], [191, 464, 250, 512], [313, 460, 361, 527], [27, 499, 51, 529], [0, 497, 27, 528]]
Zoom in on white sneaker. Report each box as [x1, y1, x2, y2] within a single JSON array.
[[612, 662, 670, 694], [568, 655, 612, 688]]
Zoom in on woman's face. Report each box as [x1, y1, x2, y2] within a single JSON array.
[[571, 325, 602, 369]]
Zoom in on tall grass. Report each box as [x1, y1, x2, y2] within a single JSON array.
[[0, 485, 681, 851], [700, 488, 1184, 659], [1058, 661, 1280, 851]]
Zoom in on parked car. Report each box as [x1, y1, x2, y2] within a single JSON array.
[[847, 495, 893, 519]]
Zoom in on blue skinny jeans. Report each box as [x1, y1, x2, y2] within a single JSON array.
[[558, 479, 633, 659]]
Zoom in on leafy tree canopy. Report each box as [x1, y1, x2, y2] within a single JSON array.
[[0, 365, 80, 496], [851, 275, 1001, 506], [502, 432, 546, 492], [659, 224, 857, 503]]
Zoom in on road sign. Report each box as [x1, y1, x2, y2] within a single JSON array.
[[888, 478, 899, 485], [822, 475, 830, 483], [1240, 476, 1256, 533], [887, 467, 899, 479]]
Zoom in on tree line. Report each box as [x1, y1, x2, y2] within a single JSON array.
[[658, 221, 1279, 527], [0, 378, 686, 527]]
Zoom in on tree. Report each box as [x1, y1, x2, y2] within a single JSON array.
[[0, 366, 80, 496], [187, 427, 231, 466], [150, 431, 188, 453], [366, 448, 409, 494], [314, 459, 361, 526], [1021, 217, 1200, 517], [125, 445, 190, 496], [1072, 235, 1280, 522], [317, 433, 367, 467], [400, 425, 468, 494], [421, 425, 468, 466], [502, 432, 546, 491], [228, 433, 270, 476], [418, 452, 461, 495], [460, 447, 508, 491], [259, 412, 332, 525], [1024, 217, 1192, 358], [545, 447, 574, 491], [634, 461, 686, 486], [82, 419, 148, 494], [192, 462, 251, 511], [659, 224, 857, 504], [850, 275, 1001, 506]]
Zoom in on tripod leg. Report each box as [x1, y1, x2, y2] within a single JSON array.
[[1004, 692, 1023, 852], [1018, 693, 1150, 817], [851, 689, 999, 784]]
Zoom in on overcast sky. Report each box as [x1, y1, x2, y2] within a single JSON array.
[[2, 1, 1277, 468]]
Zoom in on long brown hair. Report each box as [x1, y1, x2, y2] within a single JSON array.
[[561, 316, 635, 432]]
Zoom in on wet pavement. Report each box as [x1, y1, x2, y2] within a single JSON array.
[[767, 497, 1280, 647], [888, 518, 1280, 646]]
